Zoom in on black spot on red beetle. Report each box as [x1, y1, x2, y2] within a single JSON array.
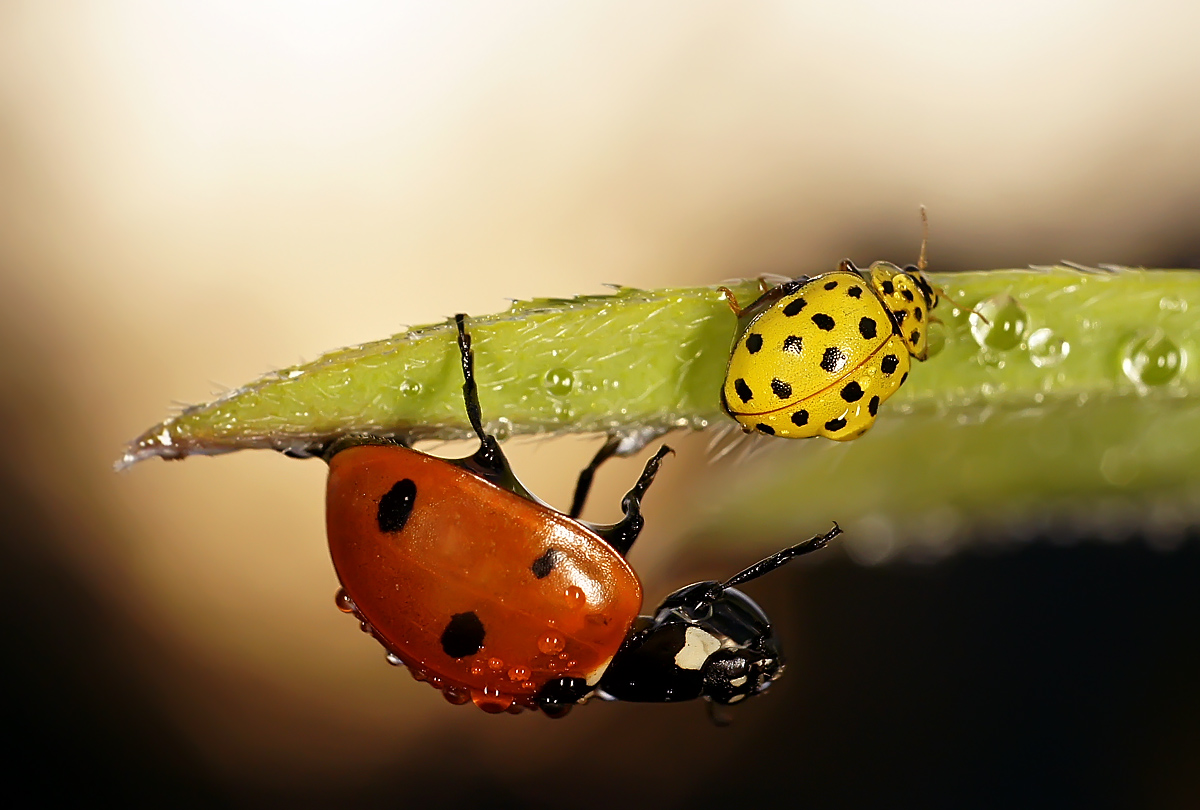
[[859, 317, 877, 340], [783, 298, 807, 317], [378, 479, 417, 533], [841, 381, 863, 402], [821, 346, 847, 373], [848, 286, 863, 299], [869, 395, 880, 416], [881, 354, 899, 375], [791, 410, 809, 427], [531, 548, 563, 579], [782, 335, 803, 354], [745, 333, 763, 354], [756, 423, 775, 435], [771, 378, 792, 399], [812, 313, 836, 331], [825, 417, 847, 432], [881, 280, 895, 296], [441, 612, 485, 658], [735, 378, 754, 403], [824, 280, 838, 290]]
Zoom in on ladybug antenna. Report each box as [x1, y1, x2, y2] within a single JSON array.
[[917, 205, 929, 273], [720, 523, 841, 591], [910, 208, 990, 326]]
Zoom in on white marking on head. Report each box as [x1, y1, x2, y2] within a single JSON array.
[[674, 627, 722, 671], [729, 675, 748, 688]]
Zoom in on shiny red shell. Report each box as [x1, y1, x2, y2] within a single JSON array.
[[325, 444, 644, 713]]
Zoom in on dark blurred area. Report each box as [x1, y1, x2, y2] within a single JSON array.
[[3, 3, 1200, 808]]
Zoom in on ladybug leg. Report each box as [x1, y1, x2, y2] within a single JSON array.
[[590, 444, 674, 557], [453, 314, 517, 484], [716, 286, 745, 317], [569, 434, 623, 519]]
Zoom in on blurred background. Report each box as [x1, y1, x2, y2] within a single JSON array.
[[2, 2, 1199, 807]]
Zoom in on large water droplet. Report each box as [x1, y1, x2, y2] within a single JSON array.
[[471, 687, 515, 713], [544, 367, 575, 396], [1027, 328, 1070, 368], [397, 379, 422, 396], [969, 295, 1028, 351], [1122, 329, 1185, 388]]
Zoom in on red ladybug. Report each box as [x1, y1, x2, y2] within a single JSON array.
[[325, 314, 840, 717]]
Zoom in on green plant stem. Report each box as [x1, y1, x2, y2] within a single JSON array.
[[120, 267, 1200, 471]]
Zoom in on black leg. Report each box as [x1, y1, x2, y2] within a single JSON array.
[[721, 523, 842, 590], [591, 445, 673, 557], [569, 435, 624, 520], [453, 314, 507, 476]]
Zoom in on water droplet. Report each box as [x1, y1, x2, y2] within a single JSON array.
[[537, 632, 565, 655], [507, 666, 530, 682], [335, 589, 356, 613], [397, 379, 422, 396], [564, 586, 586, 610], [385, 653, 406, 667], [442, 686, 471, 706], [1159, 294, 1188, 313], [1122, 329, 1185, 389], [492, 416, 513, 441], [544, 367, 575, 396], [487, 657, 505, 671], [470, 663, 486, 677], [471, 687, 515, 713], [969, 295, 1028, 351], [1027, 328, 1070, 368]]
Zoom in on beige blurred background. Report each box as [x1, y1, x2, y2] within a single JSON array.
[[3, 2, 1199, 807]]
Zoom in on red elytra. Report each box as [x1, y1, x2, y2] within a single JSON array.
[[326, 443, 644, 713]]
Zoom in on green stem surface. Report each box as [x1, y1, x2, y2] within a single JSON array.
[[121, 267, 1200, 472]]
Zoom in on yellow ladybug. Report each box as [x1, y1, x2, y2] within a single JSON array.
[[720, 223, 939, 441]]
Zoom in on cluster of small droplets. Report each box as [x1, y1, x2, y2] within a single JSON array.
[[961, 286, 1191, 397]]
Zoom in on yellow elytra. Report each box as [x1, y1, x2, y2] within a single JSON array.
[[719, 245, 940, 442]]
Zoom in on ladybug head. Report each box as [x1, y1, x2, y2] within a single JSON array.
[[596, 525, 840, 711], [905, 265, 939, 312], [661, 582, 787, 705]]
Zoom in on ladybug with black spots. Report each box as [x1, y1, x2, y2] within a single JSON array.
[[720, 211, 940, 440], [325, 314, 841, 717]]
